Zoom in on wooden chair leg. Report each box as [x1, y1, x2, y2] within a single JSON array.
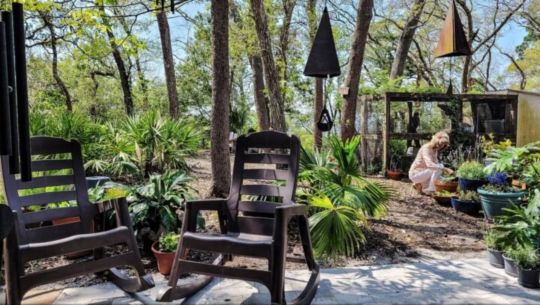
[[5, 234, 22, 305]]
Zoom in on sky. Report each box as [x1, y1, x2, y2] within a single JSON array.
[[146, 1, 528, 90]]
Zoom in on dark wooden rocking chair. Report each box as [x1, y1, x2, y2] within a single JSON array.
[[158, 131, 320, 305], [1, 136, 154, 305]]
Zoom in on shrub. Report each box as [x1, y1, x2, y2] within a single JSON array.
[[484, 230, 504, 251], [158, 232, 180, 252], [457, 191, 479, 202], [456, 161, 485, 180], [299, 136, 391, 259], [507, 246, 540, 270]]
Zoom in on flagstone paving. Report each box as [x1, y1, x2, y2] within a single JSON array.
[[4, 255, 540, 304]]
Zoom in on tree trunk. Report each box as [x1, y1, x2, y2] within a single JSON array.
[[100, 6, 134, 116], [278, 0, 296, 84], [250, 0, 286, 132], [41, 12, 72, 111], [248, 55, 270, 131], [389, 0, 426, 79], [209, 0, 231, 197], [341, 0, 374, 140], [307, 0, 323, 150], [157, 10, 179, 118]]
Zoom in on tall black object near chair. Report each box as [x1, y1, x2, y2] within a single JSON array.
[[0, 4, 32, 181], [304, 7, 341, 133]]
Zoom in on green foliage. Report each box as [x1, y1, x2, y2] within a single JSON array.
[[484, 141, 540, 177], [158, 232, 180, 253], [457, 191, 479, 202], [493, 191, 540, 250], [299, 136, 391, 259], [507, 245, 540, 270], [129, 170, 192, 234], [484, 230, 505, 251], [456, 161, 485, 180]]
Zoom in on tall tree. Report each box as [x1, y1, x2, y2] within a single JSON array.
[[341, 0, 374, 140], [99, 5, 134, 116], [389, 0, 426, 79], [250, 0, 286, 132], [209, 0, 231, 197], [157, 9, 179, 118], [307, 0, 323, 149], [248, 55, 270, 130]]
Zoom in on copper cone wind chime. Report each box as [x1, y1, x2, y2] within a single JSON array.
[[434, 0, 471, 94], [0, 3, 32, 181], [304, 7, 341, 132]]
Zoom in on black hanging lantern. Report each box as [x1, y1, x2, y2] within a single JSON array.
[[304, 6, 340, 133], [317, 108, 333, 132], [304, 7, 341, 78]]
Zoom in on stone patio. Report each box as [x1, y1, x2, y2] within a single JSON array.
[[5, 255, 540, 305]]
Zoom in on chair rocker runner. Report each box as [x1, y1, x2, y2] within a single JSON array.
[[158, 131, 320, 305], [1, 136, 154, 305]]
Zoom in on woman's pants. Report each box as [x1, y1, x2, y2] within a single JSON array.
[[409, 168, 442, 193]]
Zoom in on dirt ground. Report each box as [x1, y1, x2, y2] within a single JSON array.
[[18, 151, 488, 289], [185, 152, 487, 268]]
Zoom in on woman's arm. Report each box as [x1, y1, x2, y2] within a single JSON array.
[[421, 147, 444, 169]]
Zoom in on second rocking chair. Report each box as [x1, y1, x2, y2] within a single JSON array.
[[158, 131, 320, 304]]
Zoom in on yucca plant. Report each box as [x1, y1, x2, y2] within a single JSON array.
[[300, 136, 391, 259]]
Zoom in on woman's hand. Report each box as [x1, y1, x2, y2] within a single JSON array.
[[444, 168, 454, 175]]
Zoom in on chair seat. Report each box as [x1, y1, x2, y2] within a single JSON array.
[[19, 226, 131, 262], [182, 231, 273, 259]]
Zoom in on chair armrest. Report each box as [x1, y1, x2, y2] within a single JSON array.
[[275, 203, 307, 219]]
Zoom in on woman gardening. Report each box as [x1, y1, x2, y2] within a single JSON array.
[[409, 131, 454, 195]]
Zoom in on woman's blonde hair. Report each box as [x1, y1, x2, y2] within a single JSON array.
[[428, 131, 450, 150]]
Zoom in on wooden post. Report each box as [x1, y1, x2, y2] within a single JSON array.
[[382, 93, 391, 175], [360, 96, 369, 173]]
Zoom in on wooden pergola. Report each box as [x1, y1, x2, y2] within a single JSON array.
[[357, 92, 519, 174]]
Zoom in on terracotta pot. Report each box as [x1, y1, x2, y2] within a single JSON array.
[[387, 170, 402, 181], [434, 180, 458, 193], [152, 242, 176, 275], [52, 216, 92, 259]]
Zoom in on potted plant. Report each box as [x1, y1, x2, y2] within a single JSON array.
[[478, 173, 525, 220], [456, 161, 486, 191], [387, 155, 402, 180], [435, 172, 458, 193], [451, 191, 481, 216], [484, 230, 504, 268], [503, 247, 519, 277], [509, 246, 540, 288], [432, 190, 454, 206], [152, 232, 180, 275]]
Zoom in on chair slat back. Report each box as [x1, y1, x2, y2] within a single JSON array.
[[1, 136, 94, 244], [227, 131, 300, 236]]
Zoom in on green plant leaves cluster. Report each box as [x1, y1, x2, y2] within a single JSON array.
[[299, 136, 391, 259]]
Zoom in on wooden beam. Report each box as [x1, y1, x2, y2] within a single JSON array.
[[382, 93, 390, 174]]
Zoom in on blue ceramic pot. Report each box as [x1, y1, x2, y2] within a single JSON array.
[[451, 197, 481, 216], [458, 178, 486, 192], [478, 189, 525, 220]]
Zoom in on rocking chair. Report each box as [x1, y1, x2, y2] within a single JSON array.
[[158, 131, 320, 305], [1, 137, 154, 305]]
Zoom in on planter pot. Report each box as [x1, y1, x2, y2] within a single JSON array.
[[432, 195, 452, 206], [451, 197, 481, 216], [387, 170, 402, 181], [518, 268, 540, 289], [503, 254, 518, 277], [435, 180, 458, 193], [487, 249, 504, 268], [152, 242, 176, 275], [478, 189, 525, 220], [52, 217, 91, 259], [458, 178, 486, 192], [86, 176, 111, 189]]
